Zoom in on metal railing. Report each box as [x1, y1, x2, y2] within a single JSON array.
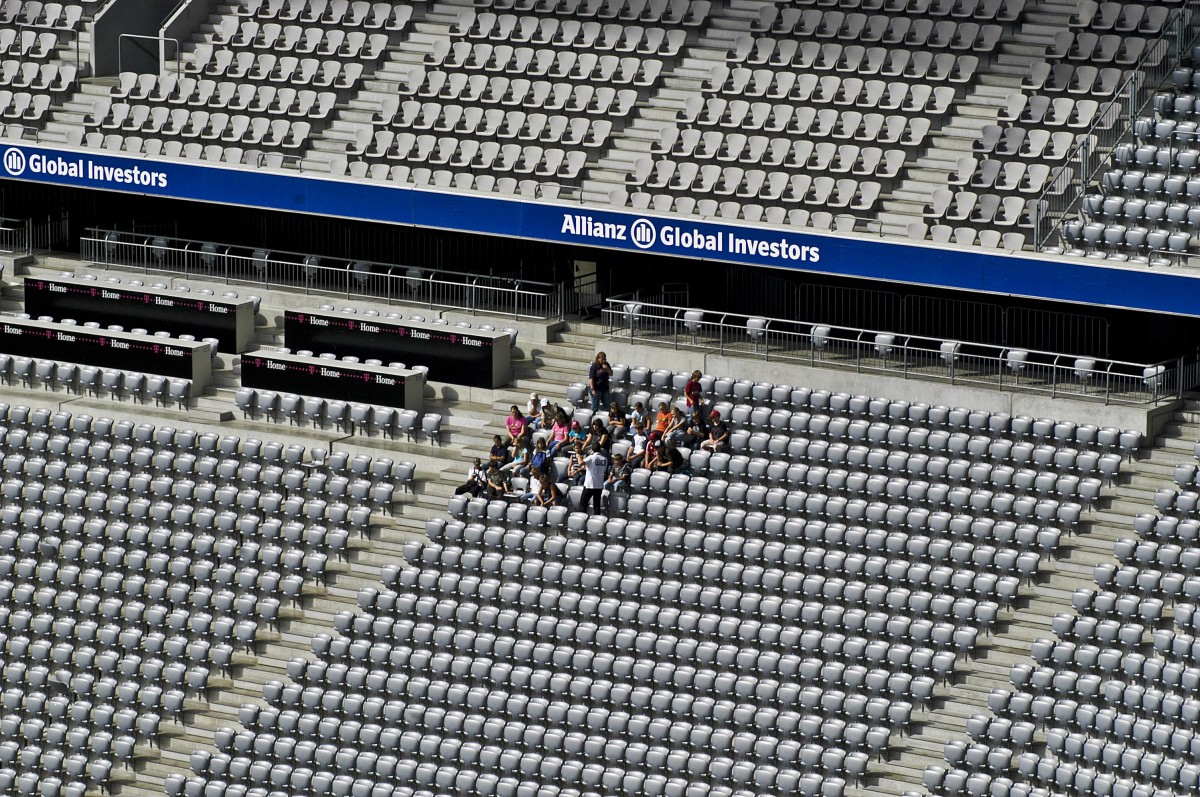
[[81, 230, 566, 320], [1034, 0, 1200, 250], [603, 296, 1197, 406], [0, 214, 69, 254]]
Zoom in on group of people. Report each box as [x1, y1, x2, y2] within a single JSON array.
[[455, 353, 731, 513]]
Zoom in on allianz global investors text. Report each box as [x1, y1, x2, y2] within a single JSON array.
[[560, 214, 821, 263]]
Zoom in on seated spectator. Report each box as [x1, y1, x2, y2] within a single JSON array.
[[700, 410, 729, 452], [684, 369, 704, 411], [652, 438, 684, 474], [521, 467, 544, 503], [546, 411, 570, 458], [488, 434, 510, 468], [454, 457, 488, 496], [584, 418, 610, 452], [525, 437, 550, 479], [525, 392, 541, 427], [566, 440, 587, 486], [607, 401, 628, 440], [535, 477, 563, 507], [603, 452, 631, 507], [536, 398, 554, 431], [502, 434, 531, 473], [505, 405, 527, 444], [485, 464, 510, 499], [653, 402, 672, 435], [629, 401, 647, 430], [665, 406, 688, 445], [642, 436, 661, 471], [627, 422, 649, 468], [567, 419, 587, 447], [680, 406, 709, 448]]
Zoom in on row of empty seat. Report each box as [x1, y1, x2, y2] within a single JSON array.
[[235, 0, 414, 29], [110, 77, 338, 119], [729, 19, 1003, 55], [0, 62, 76, 94], [0, 0, 86, 28], [465, 0, 711, 26], [234, 387, 442, 445]]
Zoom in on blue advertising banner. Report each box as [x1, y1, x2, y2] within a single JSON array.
[[3, 142, 1200, 317]]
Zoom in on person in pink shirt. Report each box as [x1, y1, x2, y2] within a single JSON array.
[[505, 405, 526, 444], [547, 410, 570, 457]]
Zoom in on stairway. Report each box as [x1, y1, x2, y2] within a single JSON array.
[[303, 2, 443, 166], [874, 0, 1071, 237], [855, 399, 1192, 797], [578, 0, 738, 203]]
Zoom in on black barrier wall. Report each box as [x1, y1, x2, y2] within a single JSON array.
[[241, 353, 421, 408], [24, 276, 256, 352], [0, 318, 210, 382], [284, 311, 511, 388]]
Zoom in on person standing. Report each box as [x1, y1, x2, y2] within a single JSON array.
[[581, 442, 609, 515], [684, 370, 704, 411], [588, 351, 613, 412]]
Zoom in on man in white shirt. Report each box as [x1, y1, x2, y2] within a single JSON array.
[[581, 443, 608, 515]]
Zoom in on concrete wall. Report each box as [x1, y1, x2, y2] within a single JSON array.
[[161, 0, 221, 67], [599, 340, 1177, 440], [92, 0, 181, 76]]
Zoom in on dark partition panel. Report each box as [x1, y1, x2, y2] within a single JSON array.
[[24, 276, 256, 352], [284, 311, 511, 388]]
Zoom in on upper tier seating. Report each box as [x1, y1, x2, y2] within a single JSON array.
[[0, 0, 93, 134], [1057, 47, 1200, 264], [3, 0, 1193, 251]]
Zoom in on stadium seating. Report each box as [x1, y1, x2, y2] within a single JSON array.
[[1055, 47, 1200, 264], [0, 400, 410, 796], [174, 360, 1140, 797], [916, 443, 1200, 797]]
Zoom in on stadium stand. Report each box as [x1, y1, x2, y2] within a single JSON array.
[[7, 2, 1200, 797], [0, 237, 1182, 797]]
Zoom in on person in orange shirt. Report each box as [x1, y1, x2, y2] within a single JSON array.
[[653, 401, 672, 435]]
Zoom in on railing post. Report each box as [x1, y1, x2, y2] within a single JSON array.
[[24, 219, 31, 255]]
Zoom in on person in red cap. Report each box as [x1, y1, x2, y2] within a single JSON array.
[[567, 419, 586, 447], [700, 410, 729, 452]]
